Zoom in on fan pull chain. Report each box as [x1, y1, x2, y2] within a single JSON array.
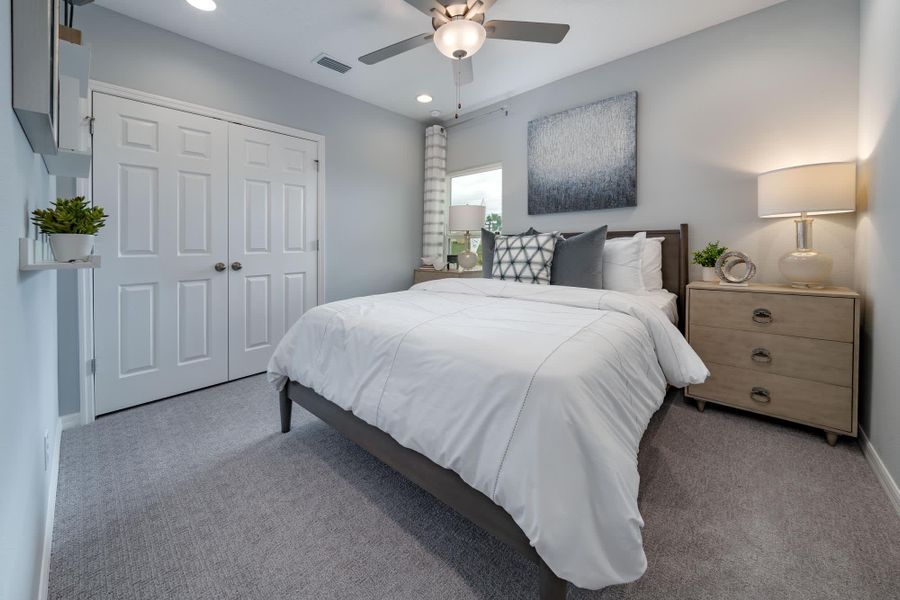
[[455, 60, 462, 119]]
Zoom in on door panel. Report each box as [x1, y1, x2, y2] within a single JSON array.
[[284, 273, 307, 328], [228, 123, 318, 378], [118, 283, 157, 376], [177, 172, 212, 255], [243, 180, 271, 253], [177, 279, 212, 364], [117, 164, 158, 255], [93, 93, 229, 414]]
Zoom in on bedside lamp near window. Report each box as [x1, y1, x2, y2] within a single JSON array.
[[758, 162, 856, 288], [449, 205, 486, 270]]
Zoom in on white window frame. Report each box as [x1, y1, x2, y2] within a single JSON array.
[[446, 163, 503, 256]]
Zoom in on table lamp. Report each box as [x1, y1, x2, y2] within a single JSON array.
[[449, 204, 486, 270], [757, 162, 856, 288]]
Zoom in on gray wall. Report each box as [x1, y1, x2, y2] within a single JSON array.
[[856, 0, 900, 487], [56, 177, 81, 418], [0, 1, 59, 598], [78, 5, 424, 303], [445, 0, 859, 286], [57, 6, 426, 416]]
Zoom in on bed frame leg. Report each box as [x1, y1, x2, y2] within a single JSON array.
[[538, 560, 567, 600], [279, 387, 292, 433]]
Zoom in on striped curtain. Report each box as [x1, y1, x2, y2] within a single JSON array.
[[422, 125, 447, 258]]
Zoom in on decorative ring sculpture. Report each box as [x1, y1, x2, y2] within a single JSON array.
[[714, 250, 757, 284]]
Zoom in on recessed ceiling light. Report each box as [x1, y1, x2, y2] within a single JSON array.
[[186, 0, 217, 11], [430, 110, 441, 118], [416, 94, 433, 104]]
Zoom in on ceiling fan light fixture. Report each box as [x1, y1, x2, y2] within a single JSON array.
[[433, 18, 486, 59]]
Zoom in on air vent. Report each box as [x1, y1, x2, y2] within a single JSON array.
[[313, 53, 352, 74]]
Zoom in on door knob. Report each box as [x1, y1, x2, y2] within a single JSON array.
[[231, 261, 243, 271], [214, 262, 226, 272]]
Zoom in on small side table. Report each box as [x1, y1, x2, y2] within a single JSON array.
[[413, 267, 483, 284]]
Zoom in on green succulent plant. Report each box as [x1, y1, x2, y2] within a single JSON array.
[[31, 197, 108, 235], [691, 241, 728, 268]]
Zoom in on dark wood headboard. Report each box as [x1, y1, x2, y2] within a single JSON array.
[[561, 224, 689, 330]]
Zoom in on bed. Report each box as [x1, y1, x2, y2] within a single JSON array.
[[269, 225, 708, 599]]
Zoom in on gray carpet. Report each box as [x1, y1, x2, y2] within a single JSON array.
[[49, 375, 900, 600]]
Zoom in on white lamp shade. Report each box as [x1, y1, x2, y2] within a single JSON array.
[[758, 162, 856, 218], [449, 205, 486, 231], [433, 19, 487, 59]]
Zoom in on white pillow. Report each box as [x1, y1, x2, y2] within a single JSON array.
[[642, 237, 665, 291], [602, 232, 646, 291]]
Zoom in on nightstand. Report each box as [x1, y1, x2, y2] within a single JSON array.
[[685, 282, 860, 446], [413, 267, 483, 284]]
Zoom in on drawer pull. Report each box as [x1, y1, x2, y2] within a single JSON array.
[[751, 347, 772, 363], [750, 386, 771, 404], [752, 308, 773, 324]]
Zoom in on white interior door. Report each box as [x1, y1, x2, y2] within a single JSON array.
[[228, 123, 318, 379], [93, 93, 229, 414]]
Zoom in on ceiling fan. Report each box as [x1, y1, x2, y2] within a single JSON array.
[[359, 0, 570, 89]]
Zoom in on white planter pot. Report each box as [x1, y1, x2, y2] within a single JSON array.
[[701, 266, 719, 282], [50, 234, 94, 262]]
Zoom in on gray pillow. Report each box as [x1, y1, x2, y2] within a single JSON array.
[[547, 226, 609, 289], [481, 228, 536, 278]]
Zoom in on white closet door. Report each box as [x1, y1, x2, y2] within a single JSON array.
[[93, 93, 229, 414], [228, 123, 318, 379]]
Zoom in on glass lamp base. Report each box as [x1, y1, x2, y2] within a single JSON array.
[[779, 249, 833, 289], [458, 250, 478, 270]]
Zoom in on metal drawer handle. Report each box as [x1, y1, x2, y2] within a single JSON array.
[[751, 347, 772, 363], [750, 386, 771, 404], [752, 308, 773, 324]]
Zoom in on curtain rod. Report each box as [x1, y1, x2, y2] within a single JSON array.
[[443, 104, 509, 129]]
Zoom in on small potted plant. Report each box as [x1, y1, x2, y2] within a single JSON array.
[[692, 241, 728, 282], [31, 197, 108, 262]]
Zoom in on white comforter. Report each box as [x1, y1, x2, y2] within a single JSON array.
[[268, 278, 708, 589]]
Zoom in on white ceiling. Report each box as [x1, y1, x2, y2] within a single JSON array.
[[93, 0, 787, 121]]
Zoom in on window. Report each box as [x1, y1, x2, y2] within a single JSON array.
[[448, 165, 502, 265]]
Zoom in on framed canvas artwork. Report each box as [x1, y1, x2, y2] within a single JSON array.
[[527, 91, 637, 215]]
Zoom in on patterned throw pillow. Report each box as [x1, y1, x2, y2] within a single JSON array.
[[491, 232, 558, 285], [481, 228, 539, 278]]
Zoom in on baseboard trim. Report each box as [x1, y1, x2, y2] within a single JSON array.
[[60, 412, 81, 431], [37, 417, 62, 600], [858, 428, 900, 519]]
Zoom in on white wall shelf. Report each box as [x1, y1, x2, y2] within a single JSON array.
[[19, 238, 101, 271], [43, 148, 92, 178]]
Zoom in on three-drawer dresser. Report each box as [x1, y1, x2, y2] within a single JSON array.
[[685, 282, 860, 445]]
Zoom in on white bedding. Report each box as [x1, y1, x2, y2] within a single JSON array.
[[268, 278, 708, 589], [629, 289, 679, 325]]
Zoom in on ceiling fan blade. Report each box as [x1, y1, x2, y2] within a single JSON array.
[[453, 57, 474, 85], [359, 33, 434, 65], [467, 0, 497, 11], [484, 20, 570, 44], [403, 0, 448, 18]]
